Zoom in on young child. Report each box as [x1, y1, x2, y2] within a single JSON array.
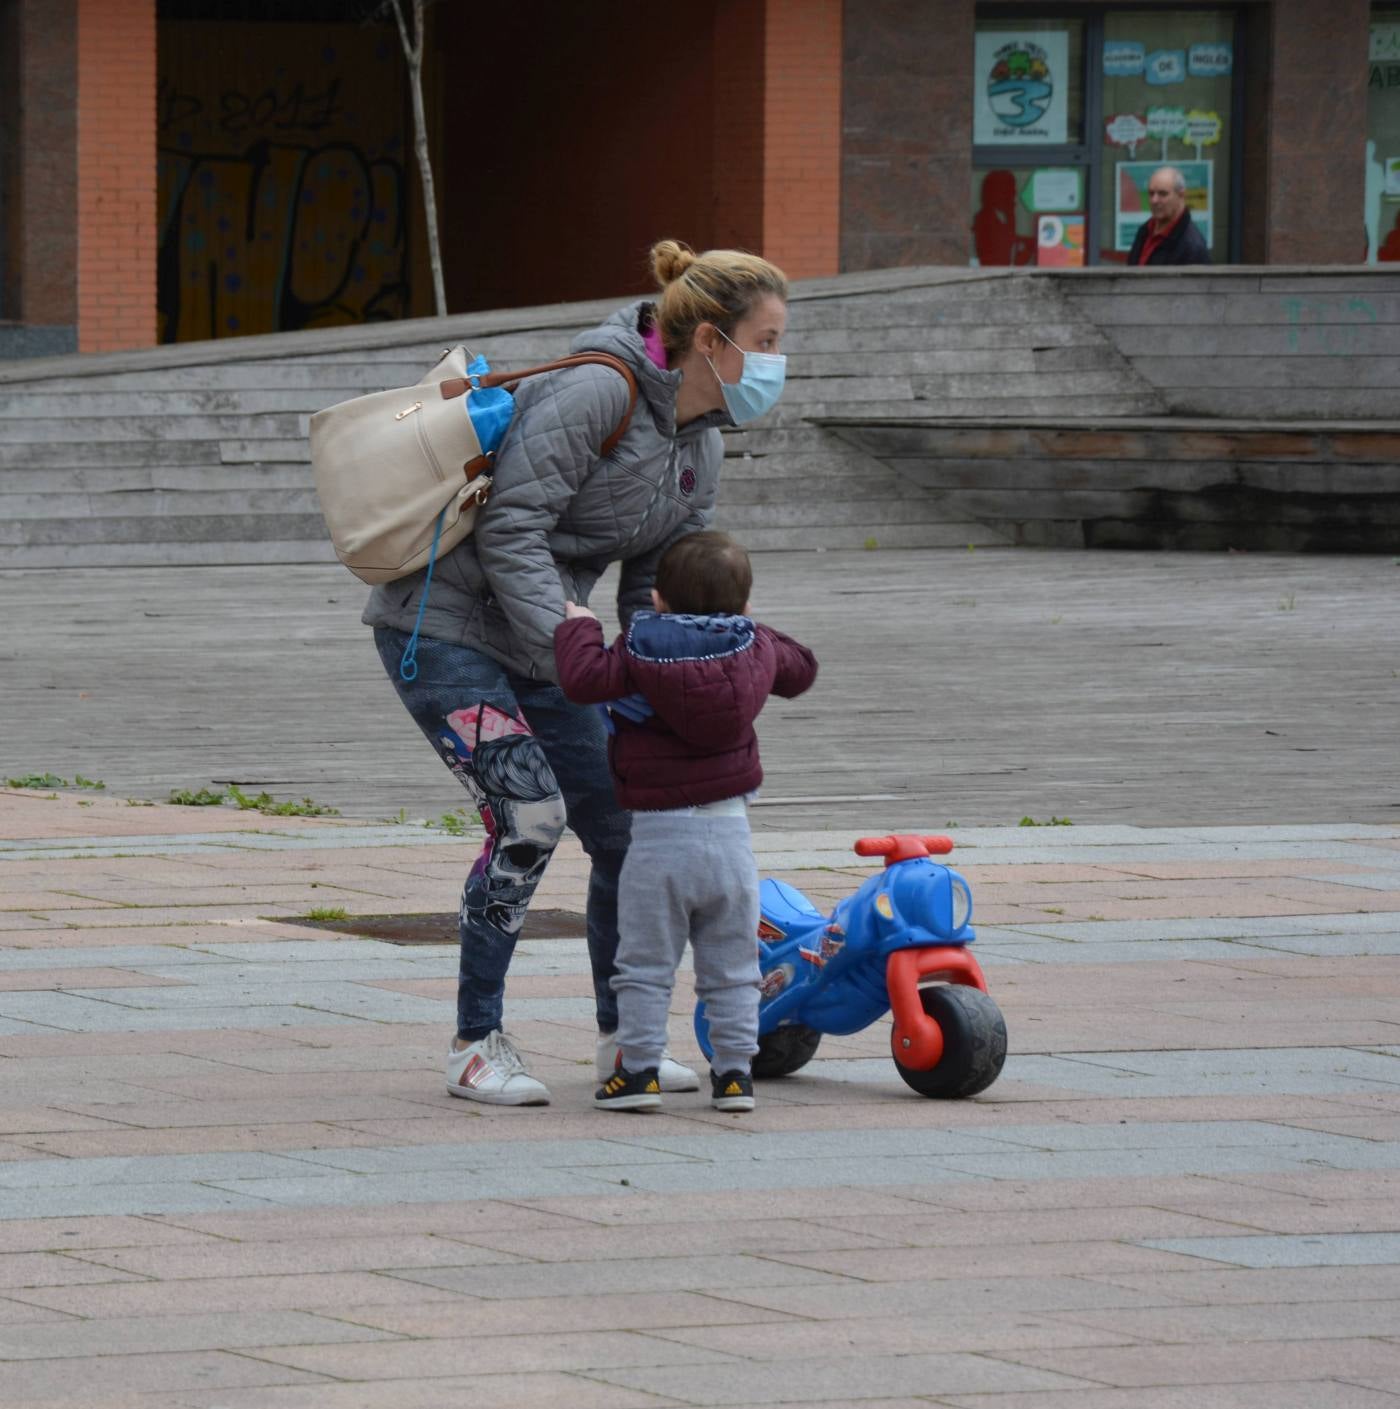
[[553, 531, 818, 1113]]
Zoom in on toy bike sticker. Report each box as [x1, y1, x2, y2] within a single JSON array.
[[974, 32, 1069, 145], [1115, 159, 1214, 251], [437, 703, 564, 937]]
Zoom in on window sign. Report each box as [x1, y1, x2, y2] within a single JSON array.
[[1104, 112, 1148, 156], [1184, 108, 1223, 158], [1103, 40, 1144, 77], [1188, 43, 1232, 77], [1145, 49, 1186, 85], [1036, 214, 1086, 266], [1023, 168, 1083, 212], [1371, 23, 1400, 61], [974, 32, 1071, 143], [1145, 105, 1188, 159], [1116, 158, 1213, 251]]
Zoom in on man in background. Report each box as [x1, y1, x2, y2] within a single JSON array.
[[1129, 166, 1211, 266]]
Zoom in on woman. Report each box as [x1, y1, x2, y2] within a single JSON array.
[[364, 239, 790, 1105]]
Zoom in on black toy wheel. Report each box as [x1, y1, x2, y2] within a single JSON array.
[[892, 984, 1007, 1098], [752, 1023, 823, 1078]]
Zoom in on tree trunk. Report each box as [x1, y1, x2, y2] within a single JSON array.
[[392, 0, 448, 317]]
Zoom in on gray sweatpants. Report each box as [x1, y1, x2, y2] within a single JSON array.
[[612, 805, 761, 1076]]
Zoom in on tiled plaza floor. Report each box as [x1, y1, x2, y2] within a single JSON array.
[[1, 787, 1398, 1407]]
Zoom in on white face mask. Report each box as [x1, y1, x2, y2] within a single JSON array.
[[707, 329, 787, 424]]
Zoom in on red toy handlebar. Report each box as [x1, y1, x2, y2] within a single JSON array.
[[854, 834, 955, 865]]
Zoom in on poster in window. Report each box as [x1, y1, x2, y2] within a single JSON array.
[[1036, 214, 1085, 267], [1115, 160, 1213, 251], [974, 32, 1070, 145]]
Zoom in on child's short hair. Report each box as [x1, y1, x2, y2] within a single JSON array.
[[655, 531, 753, 616]]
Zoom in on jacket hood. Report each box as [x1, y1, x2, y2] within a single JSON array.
[[572, 300, 731, 438], [626, 611, 755, 663]]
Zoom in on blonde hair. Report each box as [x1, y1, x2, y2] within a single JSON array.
[[649, 239, 788, 357]]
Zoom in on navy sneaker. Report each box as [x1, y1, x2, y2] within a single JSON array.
[[595, 1062, 662, 1112], [710, 1068, 755, 1112]]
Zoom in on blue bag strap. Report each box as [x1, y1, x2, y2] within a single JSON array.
[[398, 504, 447, 682]]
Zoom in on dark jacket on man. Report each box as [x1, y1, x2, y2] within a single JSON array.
[[1128, 208, 1211, 266], [554, 611, 818, 810]]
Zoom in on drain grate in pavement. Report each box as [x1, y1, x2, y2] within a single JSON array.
[[286, 909, 588, 945]]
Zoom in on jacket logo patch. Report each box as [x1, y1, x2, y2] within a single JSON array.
[[679, 466, 697, 496]]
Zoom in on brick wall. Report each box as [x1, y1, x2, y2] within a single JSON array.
[[76, 0, 156, 351], [13, 0, 78, 327], [1263, 0, 1370, 263], [760, 0, 841, 279], [841, 0, 974, 270]]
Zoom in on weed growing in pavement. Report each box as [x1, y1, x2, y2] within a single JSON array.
[[1278, 593, 1296, 611], [1019, 815, 1073, 827], [226, 784, 340, 817], [304, 906, 349, 922], [425, 809, 472, 836], [169, 787, 227, 806], [7, 772, 103, 791], [167, 785, 339, 816]]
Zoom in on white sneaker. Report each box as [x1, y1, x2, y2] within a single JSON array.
[[446, 1030, 550, 1106], [595, 1031, 700, 1092]]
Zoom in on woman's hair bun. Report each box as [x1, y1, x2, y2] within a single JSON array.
[[650, 239, 696, 288]]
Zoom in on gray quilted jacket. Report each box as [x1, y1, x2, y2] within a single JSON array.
[[362, 300, 728, 682]]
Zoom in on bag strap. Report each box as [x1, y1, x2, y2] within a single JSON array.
[[437, 352, 639, 457]]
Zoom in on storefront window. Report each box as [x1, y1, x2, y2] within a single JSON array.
[[1368, 8, 1400, 262], [970, 18, 1086, 266], [1098, 10, 1236, 262], [972, 7, 1239, 266]]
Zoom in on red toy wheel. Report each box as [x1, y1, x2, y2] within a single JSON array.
[[892, 985, 1006, 1098]]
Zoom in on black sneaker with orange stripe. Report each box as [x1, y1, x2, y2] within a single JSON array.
[[710, 1068, 755, 1112], [594, 1062, 662, 1111]]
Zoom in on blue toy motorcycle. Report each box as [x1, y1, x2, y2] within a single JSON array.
[[694, 834, 1007, 1098]]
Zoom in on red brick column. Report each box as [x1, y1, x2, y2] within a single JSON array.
[[76, 0, 156, 351], [712, 0, 841, 279], [760, 0, 842, 279]]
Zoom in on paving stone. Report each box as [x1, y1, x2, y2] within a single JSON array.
[[0, 1350, 327, 1400], [589, 1350, 1092, 1403], [0, 1307, 402, 1358], [385, 1252, 854, 1300], [936, 1382, 1400, 1408], [1041, 1297, 1400, 1344], [1139, 1231, 1400, 1268], [7, 1271, 467, 1319], [990, 1338, 1400, 1389], [174, 1371, 677, 1408]]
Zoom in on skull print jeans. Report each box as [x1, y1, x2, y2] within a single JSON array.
[[374, 627, 630, 1041]]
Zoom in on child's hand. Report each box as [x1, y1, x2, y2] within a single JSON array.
[[564, 600, 597, 622]]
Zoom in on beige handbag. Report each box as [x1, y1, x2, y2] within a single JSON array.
[[309, 348, 637, 585]]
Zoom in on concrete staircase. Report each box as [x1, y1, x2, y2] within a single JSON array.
[[4, 265, 1396, 566], [0, 270, 1160, 568]]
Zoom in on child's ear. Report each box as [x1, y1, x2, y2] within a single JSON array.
[[650, 588, 666, 613]]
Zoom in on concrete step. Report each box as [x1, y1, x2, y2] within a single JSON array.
[[5, 265, 1393, 566]]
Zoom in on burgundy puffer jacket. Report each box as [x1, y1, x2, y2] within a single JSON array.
[[554, 611, 818, 810]]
